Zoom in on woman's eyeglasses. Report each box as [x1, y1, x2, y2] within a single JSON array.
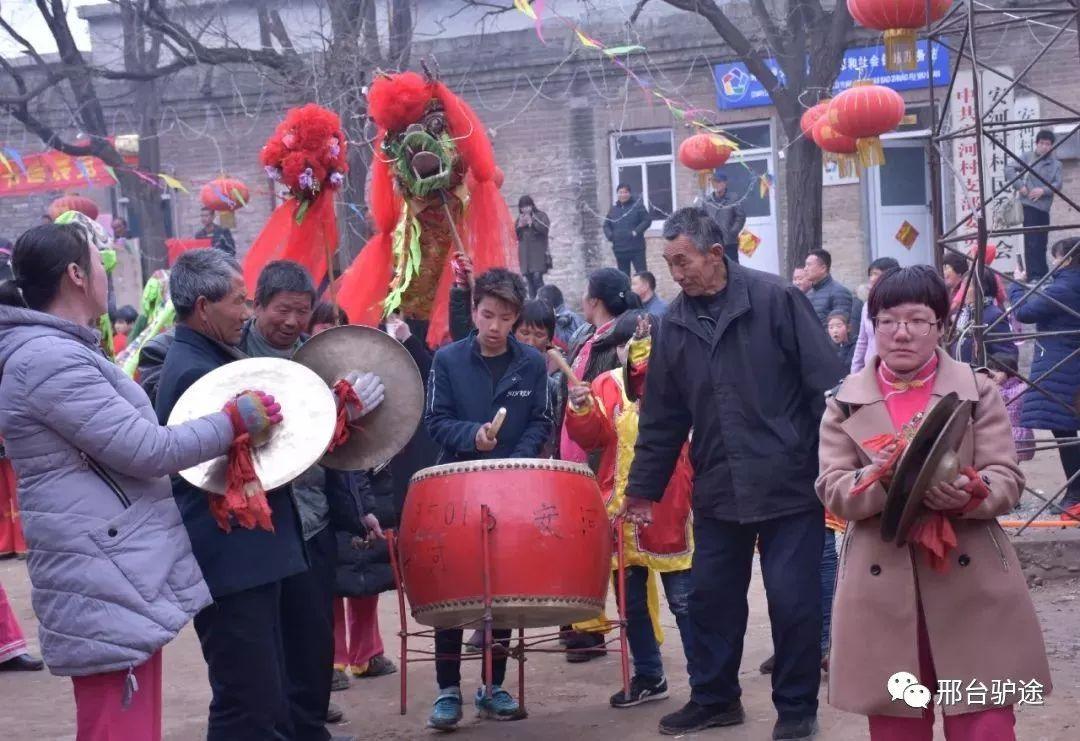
[[873, 318, 938, 336]]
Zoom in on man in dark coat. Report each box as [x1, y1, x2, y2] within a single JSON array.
[[515, 195, 551, 298], [603, 184, 653, 276], [195, 206, 237, 256], [622, 208, 842, 741], [696, 171, 745, 263], [155, 250, 309, 741], [804, 248, 854, 327]]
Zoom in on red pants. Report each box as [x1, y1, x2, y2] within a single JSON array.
[[332, 595, 383, 669], [0, 459, 26, 556], [868, 610, 1015, 740], [72, 650, 163, 741], [0, 581, 28, 662]]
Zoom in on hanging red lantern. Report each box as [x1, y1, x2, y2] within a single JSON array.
[[800, 101, 831, 139], [200, 177, 249, 228], [828, 81, 906, 167], [48, 194, 99, 222], [847, 0, 951, 71], [812, 116, 860, 180], [678, 133, 734, 172]]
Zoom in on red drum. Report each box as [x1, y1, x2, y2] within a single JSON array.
[[397, 459, 612, 629]]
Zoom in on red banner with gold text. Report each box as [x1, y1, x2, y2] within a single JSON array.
[[0, 150, 117, 197]]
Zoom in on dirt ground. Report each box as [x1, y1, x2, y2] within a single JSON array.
[[2, 443, 1079, 740]]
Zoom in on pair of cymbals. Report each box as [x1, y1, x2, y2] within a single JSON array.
[[880, 392, 973, 545], [168, 325, 424, 493]]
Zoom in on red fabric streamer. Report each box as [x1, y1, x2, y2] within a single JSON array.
[[244, 194, 339, 290], [908, 466, 989, 573], [1060, 502, 1080, 522], [328, 379, 362, 453], [337, 134, 400, 328], [851, 433, 907, 496], [216, 435, 275, 534]]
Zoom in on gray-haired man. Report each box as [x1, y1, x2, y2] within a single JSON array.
[[623, 207, 841, 740], [156, 249, 308, 740]]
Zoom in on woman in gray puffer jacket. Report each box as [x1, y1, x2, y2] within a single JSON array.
[[0, 222, 279, 741]]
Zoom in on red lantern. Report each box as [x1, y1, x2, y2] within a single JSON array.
[[200, 177, 249, 228], [812, 116, 860, 180], [828, 82, 906, 167], [48, 194, 99, 222], [848, 0, 951, 71], [800, 101, 831, 139], [678, 133, 734, 172]]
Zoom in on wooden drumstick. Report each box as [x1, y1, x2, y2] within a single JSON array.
[[488, 407, 507, 440], [547, 349, 581, 387]]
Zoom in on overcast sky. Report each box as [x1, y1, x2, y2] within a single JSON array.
[[0, 0, 93, 56]]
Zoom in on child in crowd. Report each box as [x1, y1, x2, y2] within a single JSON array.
[[827, 310, 855, 377], [565, 311, 693, 708], [988, 352, 1034, 463], [111, 304, 138, 355]]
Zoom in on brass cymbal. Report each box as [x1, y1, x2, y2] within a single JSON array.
[[167, 357, 337, 493], [292, 324, 424, 470]]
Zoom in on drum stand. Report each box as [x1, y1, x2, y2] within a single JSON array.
[[387, 504, 631, 716]]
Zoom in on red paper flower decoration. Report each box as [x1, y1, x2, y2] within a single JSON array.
[[260, 104, 348, 205]]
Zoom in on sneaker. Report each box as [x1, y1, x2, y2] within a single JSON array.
[[464, 630, 484, 654], [428, 687, 463, 731], [610, 675, 669, 708], [331, 668, 350, 692], [759, 654, 776, 674], [475, 685, 526, 721], [659, 700, 745, 735], [773, 716, 818, 740], [326, 701, 344, 724], [352, 654, 397, 678], [565, 631, 606, 663]]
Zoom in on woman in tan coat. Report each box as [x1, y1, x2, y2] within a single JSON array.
[[817, 265, 1050, 740]]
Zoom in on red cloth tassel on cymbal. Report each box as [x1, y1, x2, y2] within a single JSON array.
[[328, 380, 362, 453], [851, 433, 907, 496], [908, 466, 989, 573], [216, 434, 275, 534]]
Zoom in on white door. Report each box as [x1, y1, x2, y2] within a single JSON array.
[[867, 138, 934, 267], [724, 154, 779, 274]]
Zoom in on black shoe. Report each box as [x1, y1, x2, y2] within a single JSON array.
[[326, 701, 344, 724], [0, 653, 44, 671], [659, 700, 744, 735], [773, 716, 818, 740], [759, 654, 775, 674], [610, 675, 669, 708], [565, 631, 606, 663], [331, 668, 350, 692]]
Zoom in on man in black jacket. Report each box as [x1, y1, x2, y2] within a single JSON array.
[[603, 184, 653, 276], [696, 171, 746, 263], [623, 208, 842, 741], [423, 268, 551, 731]]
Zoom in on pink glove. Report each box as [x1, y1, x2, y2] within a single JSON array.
[[223, 390, 283, 439]]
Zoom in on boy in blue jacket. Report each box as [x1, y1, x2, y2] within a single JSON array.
[[423, 268, 551, 729]]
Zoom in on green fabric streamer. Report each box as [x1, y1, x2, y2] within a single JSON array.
[[382, 205, 422, 317], [121, 301, 176, 377]]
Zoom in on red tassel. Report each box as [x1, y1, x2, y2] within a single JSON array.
[[908, 514, 958, 573], [220, 435, 275, 533], [328, 379, 362, 453], [281, 191, 338, 286], [851, 433, 907, 496]]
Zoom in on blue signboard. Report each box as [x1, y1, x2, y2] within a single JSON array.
[[714, 41, 951, 110]]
